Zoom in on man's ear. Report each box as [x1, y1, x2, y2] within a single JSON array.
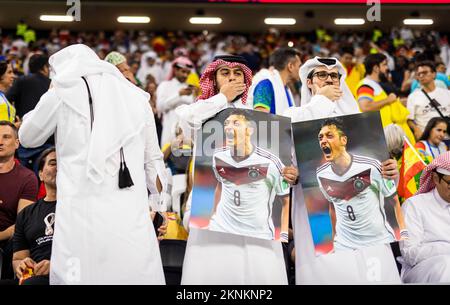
[[341, 135, 348, 146], [432, 172, 440, 185], [374, 65, 380, 74], [38, 170, 44, 182], [306, 78, 313, 90]]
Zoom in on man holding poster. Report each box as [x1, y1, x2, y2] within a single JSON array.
[[316, 117, 406, 251]]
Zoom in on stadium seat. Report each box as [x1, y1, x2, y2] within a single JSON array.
[[159, 239, 187, 285], [171, 174, 187, 215]]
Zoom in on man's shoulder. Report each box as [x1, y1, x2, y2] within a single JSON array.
[[434, 86, 450, 96], [316, 162, 331, 176], [213, 146, 230, 155], [14, 163, 38, 182], [254, 147, 284, 169], [17, 199, 42, 217], [352, 155, 382, 172], [403, 191, 434, 211]]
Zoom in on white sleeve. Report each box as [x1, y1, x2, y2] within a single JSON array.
[[144, 107, 168, 211], [371, 163, 397, 197], [274, 169, 290, 196], [316, 174, 333, 202], [400, 199, 450, 267], [174, 93, 228, 129], [19, 89, 61, 148], [211, 155, 222, 182], [283, 95, 337, 122], [406, 93, 416, 121], [156, 82, 194, 114]]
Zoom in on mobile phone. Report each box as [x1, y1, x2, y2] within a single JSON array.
[[153, 212, 165, 232]]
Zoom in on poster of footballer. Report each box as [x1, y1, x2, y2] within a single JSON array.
[[292, 112, 405, 255], [189, 108, 292, 241]]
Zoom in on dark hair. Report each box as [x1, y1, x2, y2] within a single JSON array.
[[419, 117, 448, 142], [364, 53, 387, 75], [37, 147, 56, 172], [320, 117, 346, 137], [29, 54, 49, 74], [269, 47, 302, 71], [228, 108, 252, 121], [340, 46, 354, 56], [0, 61, 8, 79], [415, 60, 436, 73], [0, 120, 18, 138]]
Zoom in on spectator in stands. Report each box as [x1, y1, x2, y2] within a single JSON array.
[[12, 147, 56, 285], [407, 61, 450, 140], [0, 121, 38, 279], [177, 55, 297, 285], [284, 56, 360, 121], [145, 74, 162, 144], [104, 51, 138, 86], [415, 117, 448, 162], [0, 61, 18, 127], [410, 62, 450, 93], [339, 46, 365, 98], [400, 152, 450, 283], [137, 50, 164, 86], [156, 56, 196, 146], [6, 54, 53, 174], [6, 54, 50, 119], [356, 53, 415, 144], [249, 47, 302, 115], [19, 44, 167, 284], [161, 124, 192, 176]]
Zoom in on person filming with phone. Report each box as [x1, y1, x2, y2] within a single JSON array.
[[156, 57, 197, 146]]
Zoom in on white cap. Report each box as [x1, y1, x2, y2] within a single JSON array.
[[436, 167, 450, 176]]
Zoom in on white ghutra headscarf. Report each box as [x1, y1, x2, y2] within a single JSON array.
[[299, 56, 360, 115]]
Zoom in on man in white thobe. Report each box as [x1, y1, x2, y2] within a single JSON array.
[[156, 57, 196, 146], [18, 44, 167, 285], [284, 57, 401, 284], [400, 152, 450, 283]]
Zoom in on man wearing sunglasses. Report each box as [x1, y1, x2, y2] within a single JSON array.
[[400, 152, 450, 283]]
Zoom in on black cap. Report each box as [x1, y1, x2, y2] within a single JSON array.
[[213, 55, 249, 66]]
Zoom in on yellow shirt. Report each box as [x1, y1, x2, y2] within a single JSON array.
[[356, 78, 415, 145], [344, 63, 365, 98], [0, 92, 16, 123]]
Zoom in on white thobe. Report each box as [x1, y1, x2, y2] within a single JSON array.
[[400, 188, 450, 283], [156, 78, 195, 146], [19, 75, 166, 285], [284, 95, 401, 284], [176, 94, 288, 284]]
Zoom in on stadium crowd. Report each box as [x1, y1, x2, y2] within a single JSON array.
[[1, 23, 450, 284]]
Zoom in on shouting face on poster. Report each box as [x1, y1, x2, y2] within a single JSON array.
[[293, 113, 406, 254], [189, 108, 292, 242]]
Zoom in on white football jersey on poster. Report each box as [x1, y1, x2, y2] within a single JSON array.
[[209, 146, 289, 240]]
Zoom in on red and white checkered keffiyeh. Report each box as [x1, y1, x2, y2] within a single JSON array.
[[166, 56, 194, 80], [417, 151, 450, 194], [197, 59, 252, 104]]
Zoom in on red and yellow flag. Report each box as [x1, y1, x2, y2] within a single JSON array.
[[397, 137, 426, 199]]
